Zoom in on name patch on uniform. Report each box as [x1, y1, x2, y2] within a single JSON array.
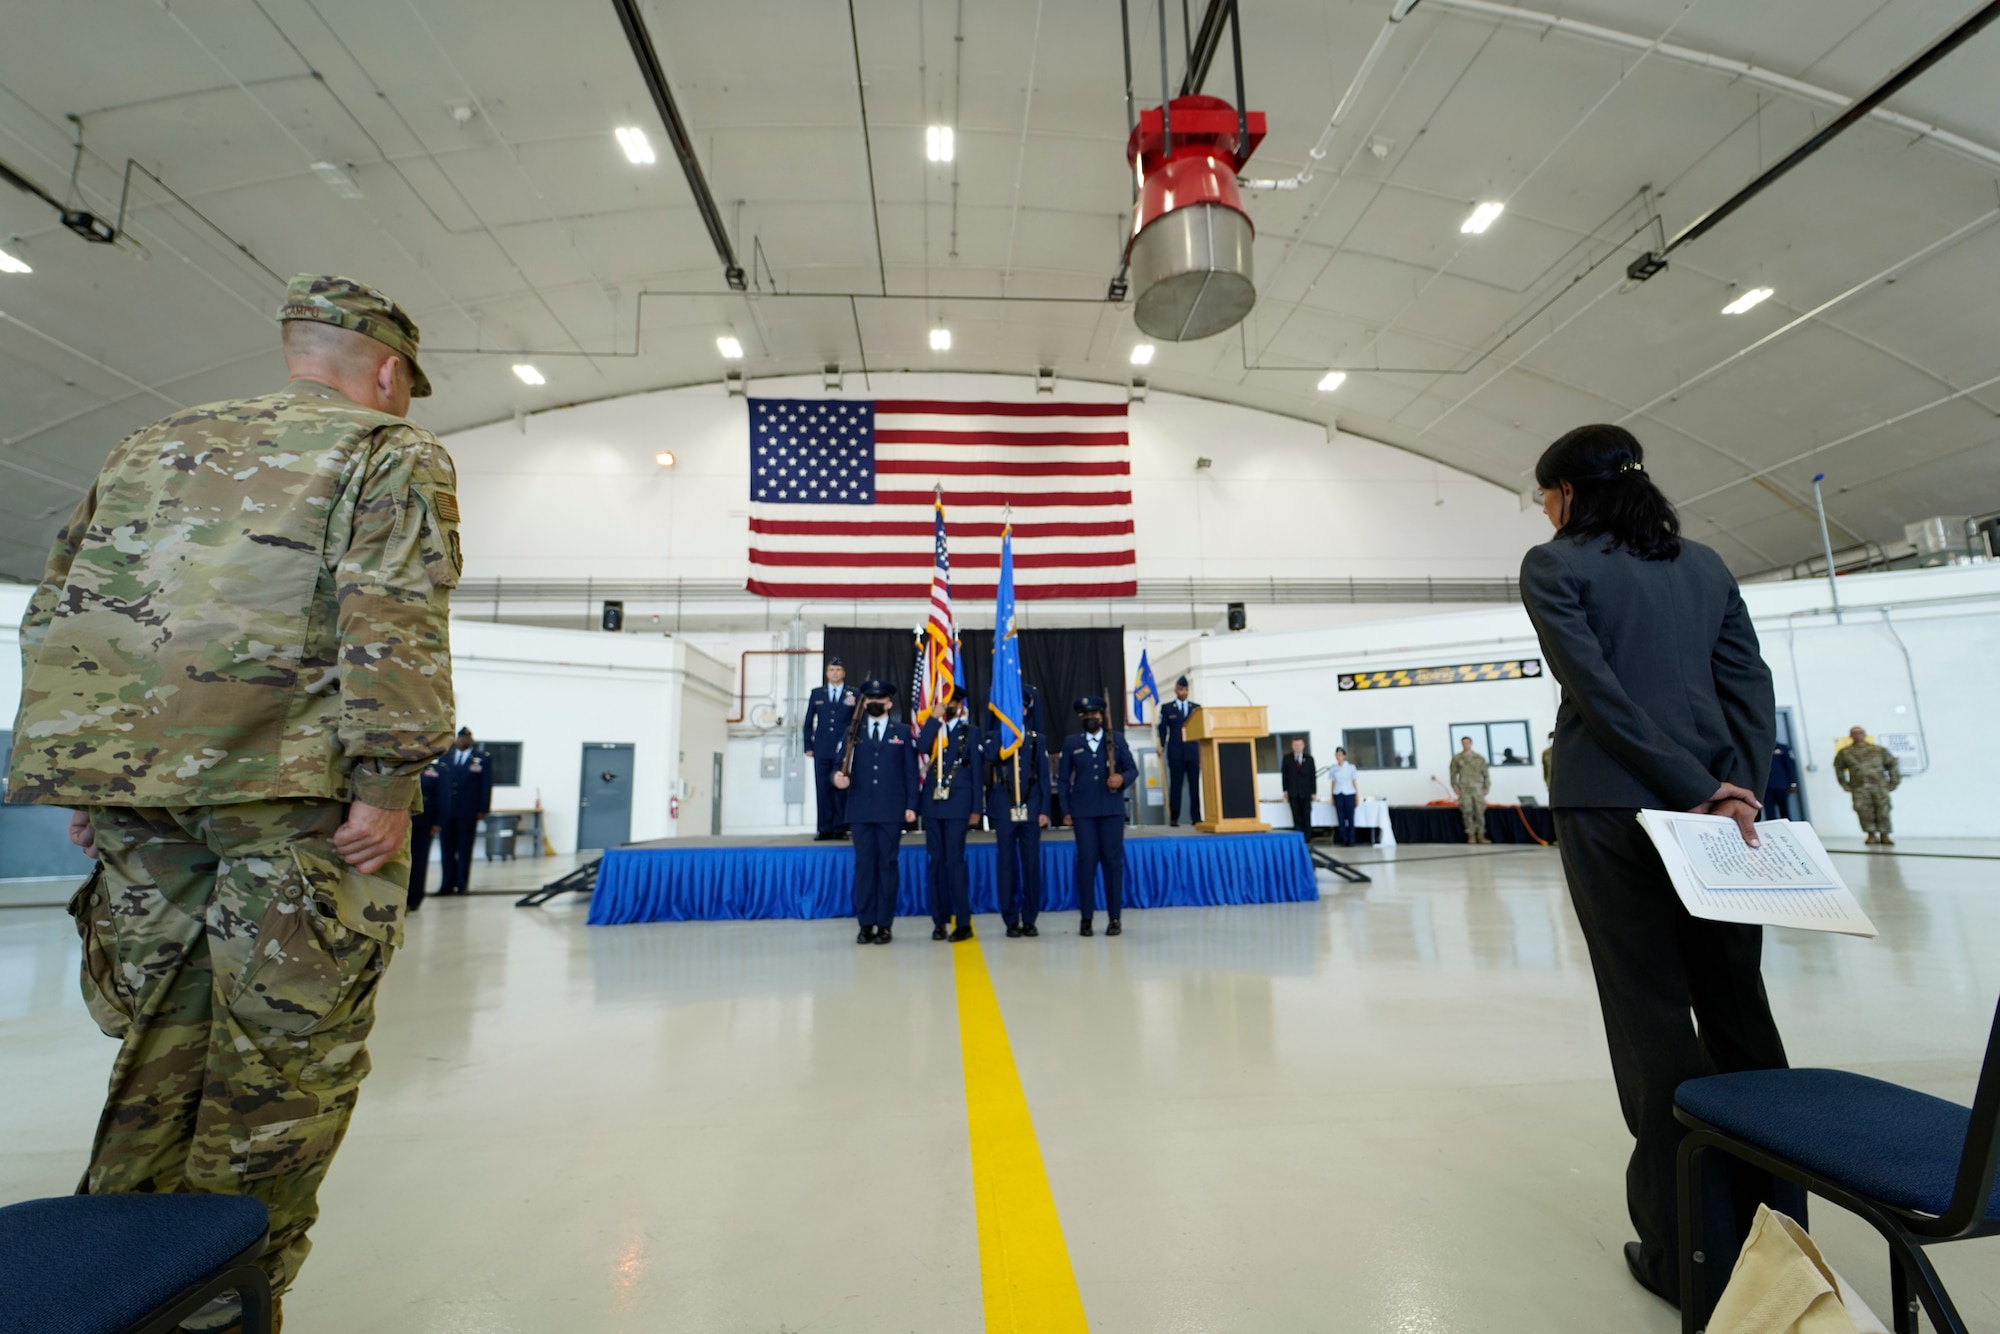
[[1338, 659, 1542, 691], [433, 491, 461, 523]]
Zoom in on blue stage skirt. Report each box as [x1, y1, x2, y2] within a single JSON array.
[[588, 832, 1319, 925]]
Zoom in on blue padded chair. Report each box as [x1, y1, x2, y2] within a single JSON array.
[[0, 1193, 273, 1334], [1673, 996, 2000, 1334]]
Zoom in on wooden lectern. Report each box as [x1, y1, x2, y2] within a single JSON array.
[[1188, 705, 1272, 834]]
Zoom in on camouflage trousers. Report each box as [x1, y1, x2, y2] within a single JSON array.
[[73, 800, 408, 1327], [1459, 790, 1487, 840], [1848, 785, 1893, 836]]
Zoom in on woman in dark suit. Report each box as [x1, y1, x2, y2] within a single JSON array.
[[1522, 424, 1799, 1308]]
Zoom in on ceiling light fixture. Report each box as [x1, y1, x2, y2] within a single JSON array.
[[1721, 286, 1775, 315], [1317, 371, 1347, 392], [926, 125, 955, 163], [615, 126, 656, 165], [0, 247, 30, 274], [1459, 201, 1504, 235], [1130, 344, 1155, 366], [656, 451, 677, 468], [512, 364, 546, 385], [716, 334, 744, 359], [930, 327, 952, 351], [310, 161, 365, 200]]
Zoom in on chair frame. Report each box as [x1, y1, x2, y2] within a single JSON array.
[[1674, 998, 2000, 1334], [123, 1232, 274, 1334]]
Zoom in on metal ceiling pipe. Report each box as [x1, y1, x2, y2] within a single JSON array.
[[608, 0, 747, 290], [1240, 0, 1420, 192]]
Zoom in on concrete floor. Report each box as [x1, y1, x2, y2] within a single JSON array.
[[3, 842, 1997, 1332]]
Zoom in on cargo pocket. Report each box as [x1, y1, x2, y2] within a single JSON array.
[[67, 866, 131, 1039], [234, 1104, 350, 1184], [223, 849, 400, 1037]]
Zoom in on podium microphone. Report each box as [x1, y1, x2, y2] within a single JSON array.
[[1230, 680, 1252, 704]]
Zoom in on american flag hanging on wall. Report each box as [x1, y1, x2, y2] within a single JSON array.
[[745, 398, 1137, 599]]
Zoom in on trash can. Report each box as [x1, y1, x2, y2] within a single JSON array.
[[483, 812, 521, 862]]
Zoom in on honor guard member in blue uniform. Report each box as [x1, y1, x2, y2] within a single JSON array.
[[833, 679, 917, 944], [1059, 696, 1139, 936], [435, 727, 494, 894], [1157, 676, 1202, 826], [407, 758, 443, 910], [984, 709, 1053, 938], [803, 657, 859, 839], [917, 688, 983, 942]]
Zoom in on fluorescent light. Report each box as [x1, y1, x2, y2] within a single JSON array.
[[615, 126, 656, 165], [655, 451, 677, 468], [1459, 201, 1504, 234], [1129, 344, 1155, 366], [716, 335, 744, 359], [0, 247, 30, 275], [926, 125, 955, 163], [1721, 286, 1774, 315], [1317, 371, 1347, 392], [930, 327, 952, 351], [512, 364, 546, 385], [310, 161, 364, 200]]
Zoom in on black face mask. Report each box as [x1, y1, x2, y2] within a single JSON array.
[[865, 700, 889, 718], [1082, 714, 1104, 732]]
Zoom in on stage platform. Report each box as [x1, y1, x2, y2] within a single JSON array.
[[587, 825, 1319, 925]]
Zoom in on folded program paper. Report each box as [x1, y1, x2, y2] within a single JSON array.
[[1637, 811, 1878, 938]]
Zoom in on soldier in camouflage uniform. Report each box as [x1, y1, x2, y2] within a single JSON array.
[[1833, 725, 1901, 847], [6, 275, 459, 1332], [1449, 735, 1491, 843]]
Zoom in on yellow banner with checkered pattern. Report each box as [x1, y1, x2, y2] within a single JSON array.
[[1337, 659, 1543, 691]]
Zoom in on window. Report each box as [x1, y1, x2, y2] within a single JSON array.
[[483, 742, 524, 787], [1255, 731, 1312, 773], [1342, 726, 1415, 769], [1449, 721, 1533, 768]]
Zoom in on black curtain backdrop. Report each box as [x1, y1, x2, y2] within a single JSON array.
[[822, 627, 1126, 740]]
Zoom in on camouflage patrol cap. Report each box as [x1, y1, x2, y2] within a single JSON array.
[[278, 274, 432, 397]]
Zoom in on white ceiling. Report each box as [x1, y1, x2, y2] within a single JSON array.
[[4, 0, 2000, 582]]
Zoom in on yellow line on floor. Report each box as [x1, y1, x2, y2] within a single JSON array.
[[952, 938, 1090, 1333]]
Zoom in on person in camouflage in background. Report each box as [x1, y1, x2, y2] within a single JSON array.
[[1450, 735, 1491, 843], [1833, 724, 1902, 847], [6, 275, 460, 1333]]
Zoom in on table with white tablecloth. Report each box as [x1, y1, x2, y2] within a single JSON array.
[[1259, 796, 1395, 847]]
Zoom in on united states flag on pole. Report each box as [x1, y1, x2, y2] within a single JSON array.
[[745, 398, 1137, 599]]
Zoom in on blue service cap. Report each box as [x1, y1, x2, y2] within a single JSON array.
[[1175, 675, 1189, 687], [826, 656, 844, 668], [858, 678, 896, 698], [1073, 695, 1108, 714]]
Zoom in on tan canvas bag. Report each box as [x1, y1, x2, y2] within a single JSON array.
[[1707, 1205, 1887, 1334]]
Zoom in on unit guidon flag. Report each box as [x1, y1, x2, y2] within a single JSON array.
[[744, 398, 1137, 600]]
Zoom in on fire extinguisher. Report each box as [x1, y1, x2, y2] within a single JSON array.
[[669, 795, 680, 820]]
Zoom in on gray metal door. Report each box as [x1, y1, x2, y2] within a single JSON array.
[[577, 743, 635, 850], [710, 752, 724, 835]]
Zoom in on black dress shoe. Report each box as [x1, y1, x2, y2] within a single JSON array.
[[1169, 820, 1178, 827], [1079, 920, 1094, 937], [949, 924, 973, 942], [1106, 919, 1122, 936], [1623, 1242, 1678, 1308], [1006, 924, 1023, 938], [876, 928, 893, 944], [932, 925, 948, 941], [857, 926, 875, 944], [1022, 924, 1039, 937]]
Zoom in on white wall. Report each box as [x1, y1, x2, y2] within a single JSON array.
[[441, 373, 1549, 586], [1176, 563, 2000, 838]]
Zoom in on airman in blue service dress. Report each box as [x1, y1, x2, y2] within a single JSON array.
[[407, 760, 442, 910], [833, 679, 918, 944], [1058, 696, 1139, 936], [983, 717, 1053, 937], [917, 691, 983, 942], [435, 727, 494, 894], [1157, 676, 1202, 826], [803, 657, 859, 839]]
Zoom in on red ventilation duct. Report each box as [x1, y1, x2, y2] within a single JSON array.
[[1125, 94, 1266, 342]]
